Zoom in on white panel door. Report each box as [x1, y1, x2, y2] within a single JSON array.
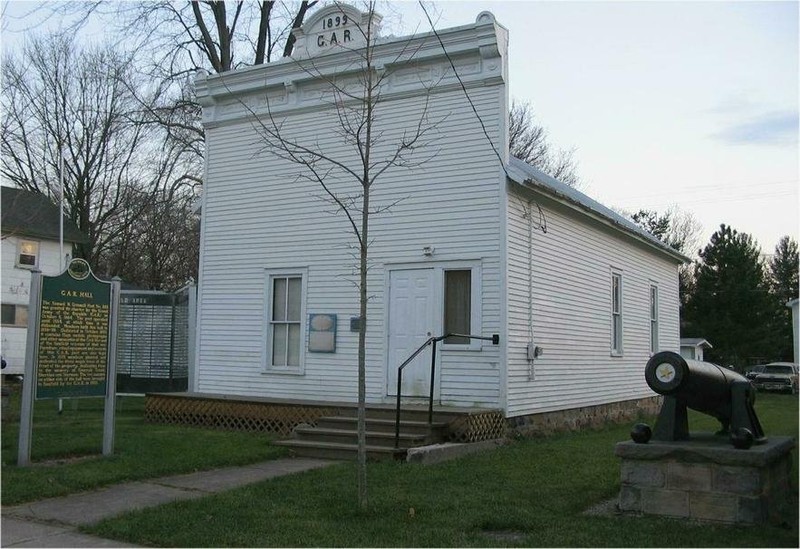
[[387, 268, 436, 398]]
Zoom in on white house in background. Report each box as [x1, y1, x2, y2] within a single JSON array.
[[788, 299, 799, 364], [193, 6, 687, 423], [1, 186, 86, 375], [680, 338, 713, 362]]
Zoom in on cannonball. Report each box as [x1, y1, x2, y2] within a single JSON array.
[[730, 427, 754, 450], [630, 423, 652, 444]]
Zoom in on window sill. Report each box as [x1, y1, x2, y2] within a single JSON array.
[[262, 367, 305, 376], [15, 264, 38, 270], [610, 352, 624, 358], [441, 344, 482, 352]]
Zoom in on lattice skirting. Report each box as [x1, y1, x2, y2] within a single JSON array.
[[145, 393, 507, 441], [447, 411, 507, 443], [145, 394, 340, 435]]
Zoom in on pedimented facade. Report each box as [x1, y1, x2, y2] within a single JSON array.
[[193, 6, 686, 422]]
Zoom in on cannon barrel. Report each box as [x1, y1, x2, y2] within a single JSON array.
[[645, 352, 748, 418], [644, 351, 765, 444]]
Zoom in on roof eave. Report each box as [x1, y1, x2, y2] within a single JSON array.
[[507, 174, 690, 265]]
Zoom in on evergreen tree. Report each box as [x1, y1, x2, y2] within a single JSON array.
[[684, 224, 774, 369], [768, 236, 799, 361], [769, 236, 799, 304]]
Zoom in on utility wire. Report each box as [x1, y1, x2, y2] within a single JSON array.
[[419, 1, 509, 179], [419, 2, 547, 234]]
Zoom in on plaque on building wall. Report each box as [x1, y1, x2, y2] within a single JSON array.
[[308, 313, 336, 353]]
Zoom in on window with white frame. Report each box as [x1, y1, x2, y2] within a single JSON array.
[[267, 272, 305, 369], [442, 263, 482, 349], [650, 285, 659, 354], [1, 303, 28, 327], [611, 272, 623, 355], [444, 269, 471, 344], [17, 240, 39, 268]]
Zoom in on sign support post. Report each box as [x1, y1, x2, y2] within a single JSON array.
[[103, 277, 121, 456], [18, 271, 42, 467]]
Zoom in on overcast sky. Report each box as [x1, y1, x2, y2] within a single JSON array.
[[3, 0, 797, 255], [395, 0, 799, 255]]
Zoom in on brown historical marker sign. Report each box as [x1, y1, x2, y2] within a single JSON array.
[[35, 259, 112, 399]]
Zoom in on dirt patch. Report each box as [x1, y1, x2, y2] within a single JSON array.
[[480, 529, 527, 543], [31, 454, 102, 467], [582, 496, 623, 517]]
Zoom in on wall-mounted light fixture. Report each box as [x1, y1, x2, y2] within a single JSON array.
[[422, 246, 435, 256]]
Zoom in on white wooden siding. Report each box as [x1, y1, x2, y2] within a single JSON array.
[[505, 186, 681, 417], [196, 86, 504, 407], [1, 237, 65, 374]]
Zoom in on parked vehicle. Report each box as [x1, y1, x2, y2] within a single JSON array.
[[752, 363, 799, 394], [745, 364, 766, 381]]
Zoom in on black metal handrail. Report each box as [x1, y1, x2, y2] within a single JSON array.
[[394, 333, 499, 449]]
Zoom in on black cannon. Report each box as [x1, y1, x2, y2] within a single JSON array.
[[643, 351, 765, 447]]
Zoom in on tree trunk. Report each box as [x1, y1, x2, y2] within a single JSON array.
[[357, 194, 368, 510]]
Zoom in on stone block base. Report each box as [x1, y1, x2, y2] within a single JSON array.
[[615, 435, 795, 525], [508, 396, 662, 437]]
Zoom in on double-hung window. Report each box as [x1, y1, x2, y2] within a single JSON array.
[[266, 270, 306, 371], [649, 285, 659, 354], [1, 303, 28, 327], [611, 272, 623, 355]]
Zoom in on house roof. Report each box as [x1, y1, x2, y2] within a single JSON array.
[[1, 186, 86, 244], [680, 338, 713, 349], [505, 157, 689, 264]]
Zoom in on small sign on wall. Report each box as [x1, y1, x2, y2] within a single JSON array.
[[308, 313, 336, 353]]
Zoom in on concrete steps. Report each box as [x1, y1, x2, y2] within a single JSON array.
[[275, 408, 451, 460], [273, 439, 407, 461]]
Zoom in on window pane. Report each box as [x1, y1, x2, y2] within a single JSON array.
[[651, 322, 658, 353], [1, 304, 15, 325], [16, 305, 28, 327], [287, 277, 301, 321], [613, 315, 622, 352], [650, 287, 657, 319], [272, 278, 287, 321], [287, 323, 301, 366], [612, 275, 620, 313], [272, 324, 287, 366], [444, 270, 471, 344]]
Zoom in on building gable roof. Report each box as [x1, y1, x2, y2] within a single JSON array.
[[505, 157, 689, 264], [1, 186, 87, 244], [680, 337, 713, 349]]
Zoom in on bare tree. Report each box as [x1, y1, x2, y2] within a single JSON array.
[[100, 189, 200, 291], [2, 34, 154, 264], [23, 2, 320, 198], [509, 98, 581, 188], [627, 206, 702, 310], [232, 2, 438, 509], [1, 33, 199, 285], [629, 206, 702, 258], [36, 1, 318, 74]]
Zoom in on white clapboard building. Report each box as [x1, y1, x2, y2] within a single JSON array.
[[188, 6, 687, 436]]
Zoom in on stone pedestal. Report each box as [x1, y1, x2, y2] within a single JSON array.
[[615, 435, 795, 524]]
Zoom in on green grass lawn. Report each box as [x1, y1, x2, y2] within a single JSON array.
[[1, 385, 286, 505], [87, 392, 798, 547]]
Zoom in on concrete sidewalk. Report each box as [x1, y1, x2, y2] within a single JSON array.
[[1, 457, 335, 548]]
